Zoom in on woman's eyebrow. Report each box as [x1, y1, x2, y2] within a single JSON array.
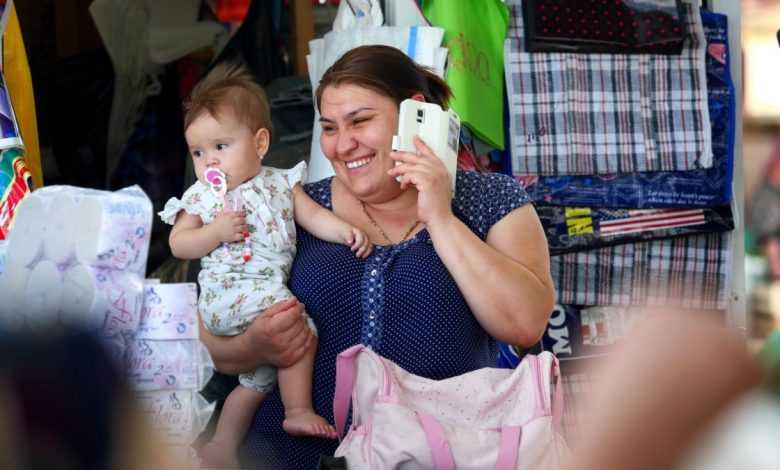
[[319, 107, 375, 122]]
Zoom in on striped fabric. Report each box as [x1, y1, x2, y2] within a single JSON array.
[[551, 232, 731, 309], [505, 0, 711, 175]]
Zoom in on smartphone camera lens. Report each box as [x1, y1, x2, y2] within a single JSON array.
[[416, 109, 424, 123]]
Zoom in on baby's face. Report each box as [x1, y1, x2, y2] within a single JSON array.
[[186, 111, 263, 190]]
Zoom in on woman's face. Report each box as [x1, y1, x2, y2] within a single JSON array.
[[319, 84, 400, 200]]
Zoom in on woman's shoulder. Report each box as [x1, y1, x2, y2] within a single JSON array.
[[454, 170, 530, 208], [302, 177, 334, 209], [453, 170, 531, 235]]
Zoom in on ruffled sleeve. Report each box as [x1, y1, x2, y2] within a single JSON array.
[[158, 182, 210, 225], [158, 197, 185, 225], [284, 161, 308, 188]]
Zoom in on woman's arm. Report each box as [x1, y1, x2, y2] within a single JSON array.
[[426, 206, 554, 346], [169, 210, 248, 260], [199, 298, 315, 374], [390, 137, 554, 347], [292, 184, 373, 257]]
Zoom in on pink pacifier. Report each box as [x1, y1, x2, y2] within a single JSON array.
[[204, 167, 252, 262]]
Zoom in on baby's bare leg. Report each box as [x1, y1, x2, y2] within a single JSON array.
[[278, 336, 337, 438], [201, 386, 267, 468]]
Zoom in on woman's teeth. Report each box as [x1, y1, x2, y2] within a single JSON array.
[[346, 157, 371, 169]]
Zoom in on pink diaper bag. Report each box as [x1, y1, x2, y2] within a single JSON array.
[[332, 344, 570, 469]]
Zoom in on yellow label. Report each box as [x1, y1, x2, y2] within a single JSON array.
[[565, 207, 593, 235]]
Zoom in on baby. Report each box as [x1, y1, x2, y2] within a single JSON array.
[[159, 62, 372, 468]]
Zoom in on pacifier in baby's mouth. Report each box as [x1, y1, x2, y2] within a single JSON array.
[[204, 167, 227, 198], [203, 167, 252, 263]]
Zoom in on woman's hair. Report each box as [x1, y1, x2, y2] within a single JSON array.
[[315, 45, 453, 112], [183, 62, 273, 141]]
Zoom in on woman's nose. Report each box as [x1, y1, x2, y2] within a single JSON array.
[[336, 129, 358, 155]]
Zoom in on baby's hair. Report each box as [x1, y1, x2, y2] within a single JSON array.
[[183, 62, 274, 141]]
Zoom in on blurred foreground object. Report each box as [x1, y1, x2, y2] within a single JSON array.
[[0, 328, 183, 470], [566, 313, 763, 470]]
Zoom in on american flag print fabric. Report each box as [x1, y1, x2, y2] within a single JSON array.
[[551, 232, 731, 309], [598, 208, 706, 236], [505, 0, 712, 175], [538, 204, 733, 255]]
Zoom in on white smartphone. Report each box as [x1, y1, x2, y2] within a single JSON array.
[[392, 99, 460, 191]]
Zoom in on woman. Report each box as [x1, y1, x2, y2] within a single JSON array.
[[199, 44, 555, 468]]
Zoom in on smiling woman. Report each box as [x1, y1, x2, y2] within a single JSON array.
[[195, 45, 555, 469]]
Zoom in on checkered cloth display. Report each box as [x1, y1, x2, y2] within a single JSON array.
[[517, 9, 734, 208], [551, 232, 731, 309], [505, 0, 711, 175]]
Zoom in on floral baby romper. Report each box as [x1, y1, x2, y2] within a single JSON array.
[[159, 161, 313, 392]]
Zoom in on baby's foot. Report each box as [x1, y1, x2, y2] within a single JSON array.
[[283, 408, 338, 439], [200, 440, 241, 469]]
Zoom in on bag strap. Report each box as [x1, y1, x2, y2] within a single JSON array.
[[415, 411, 456, 470], [494, 426, 522, 470], [333, 344, 366, 440], [416, 412, 522, 470]]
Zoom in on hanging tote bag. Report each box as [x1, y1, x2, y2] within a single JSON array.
[[332, 344, 570, 469]]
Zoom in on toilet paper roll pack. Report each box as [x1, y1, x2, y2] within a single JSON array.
[[4, 185, 152, 275], [125, 338, 214, 391], [74, 190, 152, 275], [5, 191, 78, 266], [23, 259, 64, 330], [0, 263, 29, 330], [59, 264, 143, 335], [5, 192, 47, 267], [11, 185, 153, 275], [42, 193, 78, 264], [99, 331, 128, 375], [136, 389, 215, 445], [137, 282, 199, 340]]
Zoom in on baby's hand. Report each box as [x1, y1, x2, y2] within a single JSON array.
[[344, 227, 373, 258], [212, 210, 248, 243]]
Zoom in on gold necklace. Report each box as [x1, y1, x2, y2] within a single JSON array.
[[358, 200, 421, 245]]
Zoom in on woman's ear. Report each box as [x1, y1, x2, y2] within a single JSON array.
[[254, 128, 270, 156], [409, 93, 426, 103]]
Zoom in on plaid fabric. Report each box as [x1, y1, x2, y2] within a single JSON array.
[[515, 9, 733, 207], [551, 232, 731, 309], [505, 0, 711, 175]]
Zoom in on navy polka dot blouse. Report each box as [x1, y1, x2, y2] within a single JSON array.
[[242, 170, 530, 468]]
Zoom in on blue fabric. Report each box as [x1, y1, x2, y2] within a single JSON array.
[[242, 170, 530, 468]]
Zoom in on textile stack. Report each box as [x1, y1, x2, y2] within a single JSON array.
[[498, 0, 736, 440]]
